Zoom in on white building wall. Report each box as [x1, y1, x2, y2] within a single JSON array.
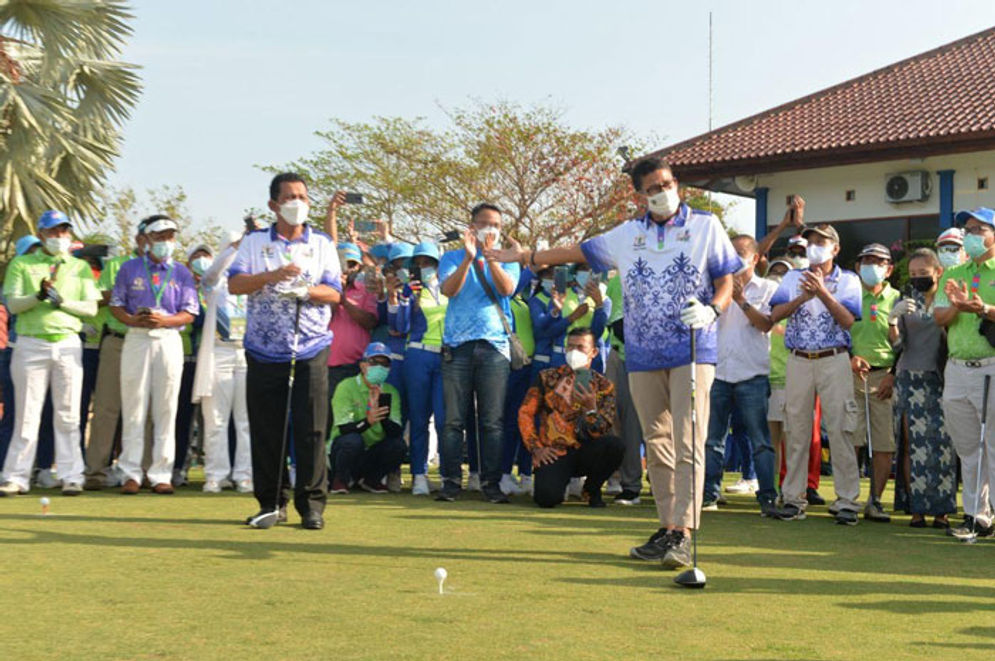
[[758, 148, 995, 227]]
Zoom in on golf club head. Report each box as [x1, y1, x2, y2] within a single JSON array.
[[248, 510, 279, 529], [674, 567, 707, 589], [958, 533, 979, 545]]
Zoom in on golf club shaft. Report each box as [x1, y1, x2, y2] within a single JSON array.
[[863, 374, 876, 506], [973, 375, 991, 536], [689, 330, 698, 565], [271, 299, 303, 513]]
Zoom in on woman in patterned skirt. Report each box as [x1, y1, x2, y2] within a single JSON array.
[[891, 248, 957, 528]]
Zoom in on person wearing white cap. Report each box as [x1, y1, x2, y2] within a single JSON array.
[[109, 215, 200, 494], [936, 227, 967, 269], [192, 230, 252, 493], [0, 211, 101, 496]]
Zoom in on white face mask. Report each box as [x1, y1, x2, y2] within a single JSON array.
[[191, 256, 212, 276], [565, 349, 590, 371], [937, 247, 965, 268], [476, 227, 500, 249], [806, 243, 834, 266], [44, 236, 71, 256], [151, 241, 175, 260], [789, 255, 809, 270], [647, 187, 680, 218], [279, 199, 310, 226]]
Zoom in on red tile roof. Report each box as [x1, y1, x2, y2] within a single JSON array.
[[648, 27, 995, 179]]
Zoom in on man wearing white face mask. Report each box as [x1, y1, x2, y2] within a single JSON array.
[[518, 327, 623, 508], [229, 172, 343, 530], [936, 227, 967, 269], [770, 223, 863, 524], [110, 215, 200, 495], [0, 210, 100, 496]]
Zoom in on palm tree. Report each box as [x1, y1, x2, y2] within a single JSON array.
[[0, 0, 141, 253]]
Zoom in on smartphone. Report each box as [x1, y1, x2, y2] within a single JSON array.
[[410, 265, 422, 283], [787, 194, 796, 223], [442, 230, 462, 243], [378, 392, 392, 411], [553, 266, 570, 293], [573, 368, 592, 392], [354, 220, 377, 233], [344, 192, 364, 204], [136, 306, 152, 316]]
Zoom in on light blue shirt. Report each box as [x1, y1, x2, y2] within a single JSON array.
[[579, 204, 742, 371], [439, 249, 521, 358], [769, 266, 862, 351], [228, 225, 342, 363]]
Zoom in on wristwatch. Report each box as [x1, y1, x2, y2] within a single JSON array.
[[710, 303, 723, 318], [740, 300, 751, 312]]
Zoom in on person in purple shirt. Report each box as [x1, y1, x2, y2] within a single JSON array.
[[110, 215, 199, 495]]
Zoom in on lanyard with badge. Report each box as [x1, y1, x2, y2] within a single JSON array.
[[143, 256, 175, 312]]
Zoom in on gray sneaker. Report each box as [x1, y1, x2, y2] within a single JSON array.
[[61, 481, 83, 496], [661, 531, 691, 570], [863, 500, 891, 523], [629, 528, 674, 561], [835, 509, 859, 526]]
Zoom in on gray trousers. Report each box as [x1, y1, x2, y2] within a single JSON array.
[[607, 350, 644, 492]]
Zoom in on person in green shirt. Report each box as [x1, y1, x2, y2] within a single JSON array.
[[0, 210, 100, 496], [935, 207, 995, 539], [328, 342, 404, 494], [848, 243, 901, 523]]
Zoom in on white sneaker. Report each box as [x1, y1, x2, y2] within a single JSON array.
[[203, 480, 222, 494], [411, 474, 431, 496], [565, 476, 585, 500], [105, 464, 124, 487], [605, 477, 623, 495], [520, 475, 534, 495], [499, 473, 525, 496], [725, 478, 757, 494], [35, 469, 58, 489], [235, 479, 254, 494], [387, 470, 402, 493], [467, 473, 482, 491], [0, 481, 27, 496]]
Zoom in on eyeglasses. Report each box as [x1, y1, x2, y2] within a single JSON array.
[[963, 225, 993, 236]]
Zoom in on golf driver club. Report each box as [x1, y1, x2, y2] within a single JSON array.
[[956, 374, 991, 544], [675, 328, 706, 589], [862, 372, 879, 510], [248, 298, 303, 529]]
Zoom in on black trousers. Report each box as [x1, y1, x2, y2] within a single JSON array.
[[533, 435, 625, 508], [330, 432, 406, 485], [247, 347, 329, 516], [326, 363, 361, 440]]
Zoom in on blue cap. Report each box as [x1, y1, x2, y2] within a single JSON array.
[[955, 207, 995, 227], [388, 242, 414, 264], [37, 210, 71, 231], [362, 342, 392, 361], [369, 243, 391, 260], [338, 242, 362, 264], [412, 241, 440, 262], [15, 235, 42, 256]]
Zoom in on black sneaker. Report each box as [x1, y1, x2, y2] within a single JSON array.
[[760, 500, 779, 518], [835, 509, 858, 526], [435, 482, 461, 502], [614, 489, 641, 506], [775, 504, 806, 521], [586, 489, 606, 508], [806, 488, 826, 506], [629, 528, 674, 561], [951, 517, 995, 540], [244, 505, 287, 525], [661, 530, 691, 570], [947, 516, 973, 537], [482, 485, 510, 504]]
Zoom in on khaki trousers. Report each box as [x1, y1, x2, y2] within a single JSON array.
[[629, 364, 714, 529], [847, 369, 895, 452], [942, 359, 995, 526], [784, 352, 860, 511], [84, 334, 123, 482]]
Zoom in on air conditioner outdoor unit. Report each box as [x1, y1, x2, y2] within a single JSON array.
[[885, 171, 931, 203]]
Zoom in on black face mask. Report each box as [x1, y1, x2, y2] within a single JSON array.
[[910, 276, 934, 293]]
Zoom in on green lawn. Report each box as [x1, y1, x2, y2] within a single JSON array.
[[1, 474, 994, 660]]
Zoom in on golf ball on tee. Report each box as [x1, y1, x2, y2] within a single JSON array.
[[434, 567, 447, 581], [39, 497, 50, 506]]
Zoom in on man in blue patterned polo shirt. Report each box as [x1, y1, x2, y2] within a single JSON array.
[[488, 157, 741, 569], [229, 172, 342, 530], [769, 223, 863, 525]]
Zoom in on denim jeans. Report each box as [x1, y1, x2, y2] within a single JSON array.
[[704, 374, 775, 504], [440, 340, 509, 489], [724, 408, 757, 480]]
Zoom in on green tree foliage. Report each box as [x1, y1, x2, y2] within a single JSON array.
[[0, 0, 141, 252]]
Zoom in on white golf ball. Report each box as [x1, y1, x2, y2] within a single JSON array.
[[434, 567, 447, 581], [39, 497, 50, 506]]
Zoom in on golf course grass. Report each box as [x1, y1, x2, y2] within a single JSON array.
[[1, 472, 993, 660]]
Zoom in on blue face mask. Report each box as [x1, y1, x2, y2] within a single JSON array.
[[540, 279, 554, 294], [365, 365, 389, 386], [191, 256, 211, 276], [859, 264, 887, 287], [965, 233, 990, 259], [421, 266, 437, 282], [575, 271, 590, 287]]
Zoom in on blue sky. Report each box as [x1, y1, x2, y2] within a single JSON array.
[[109, 0, 995, 236]]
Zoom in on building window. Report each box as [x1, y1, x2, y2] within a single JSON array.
[[845, 189, 856, 201], [979, 177, 989, 190]]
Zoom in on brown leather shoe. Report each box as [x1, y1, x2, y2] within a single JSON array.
[[152, 482, 174, 495], [121, 479, 140, 495]]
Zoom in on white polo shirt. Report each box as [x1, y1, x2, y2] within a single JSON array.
[[715, 275, 778, 383], [580, 204, 742, 372]]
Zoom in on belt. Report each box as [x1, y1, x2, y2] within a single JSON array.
[[790, 347, 848, 360], [407, 341, 441, 354], [533, 355, 551, 364], [950, 356, 995, 368], [102, 327, 126, 339]]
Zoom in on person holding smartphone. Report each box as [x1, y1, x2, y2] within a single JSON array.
[[327, 342, 404, 494], [518, 327, 623, 508]]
